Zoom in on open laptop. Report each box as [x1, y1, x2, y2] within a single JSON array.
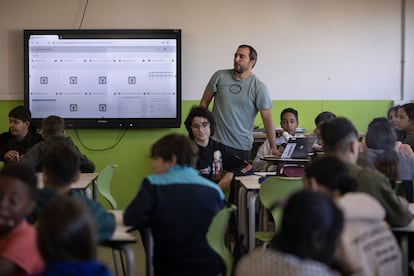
[[280, 136, 317, 159]]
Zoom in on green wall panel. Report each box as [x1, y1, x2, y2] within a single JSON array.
[[0, 99, 394, 208]]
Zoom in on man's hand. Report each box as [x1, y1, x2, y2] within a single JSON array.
[[269, 146, 282, 157]]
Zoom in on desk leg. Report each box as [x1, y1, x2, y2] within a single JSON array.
[[238, 186, 248, 249], [117, 244, 135, 276], [111, 243, 135, 276], [247, 191, 258, 252]]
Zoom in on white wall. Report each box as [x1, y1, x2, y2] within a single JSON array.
[[0, 0, 413, 101]]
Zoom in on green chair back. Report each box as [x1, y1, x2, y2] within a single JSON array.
[[206, 205, 236, 276], [256, 176, 303, 243], [96, 164, 118, 209]]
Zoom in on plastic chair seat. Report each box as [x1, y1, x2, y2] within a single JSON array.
[[255, 176, 302, 247], [206, 205, 236, 276]]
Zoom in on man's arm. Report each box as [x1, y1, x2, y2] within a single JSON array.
[[200, 89, 215, 109], [260, 109, 277, 155]]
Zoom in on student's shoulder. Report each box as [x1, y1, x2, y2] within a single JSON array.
[[348, 163, 390, 187], [0, 131, 13, 143]]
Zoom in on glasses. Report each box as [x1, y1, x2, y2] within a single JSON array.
[[191, 121, 210, 130]]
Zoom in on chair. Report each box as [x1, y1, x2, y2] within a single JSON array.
[[143, 227, 154, 276], [96, 164, 118, 209], [206, 205, 236, 276], [95, 164, 125, 275], [255, 176, 302, 247]]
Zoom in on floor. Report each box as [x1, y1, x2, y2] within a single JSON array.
[[97, 231, 147, 276]]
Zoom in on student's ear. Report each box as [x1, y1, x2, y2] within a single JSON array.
[[170, 155, 177, 166], [72, 170, 81, 183], [349, 140, 359, 153], [23, 120, 30, 129], [303, 176, 319, 191], [349, 140, 360, 161]]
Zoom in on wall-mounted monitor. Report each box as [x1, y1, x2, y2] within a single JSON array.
[[24, 29, 181, 129]]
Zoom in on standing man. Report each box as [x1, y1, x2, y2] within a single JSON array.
[[200, 44, 277, 160]]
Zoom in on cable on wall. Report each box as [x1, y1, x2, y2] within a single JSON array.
[[400, 0, 406, 101], [74, 128, 128, 151], [78, 0, 89, 29]]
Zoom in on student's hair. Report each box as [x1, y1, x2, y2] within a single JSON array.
[[388, 105, 400, 118], [320, 117, 358, 153], [399, 103, 414, 121], [280, 108, 298, 122], [9, 105, 31, 122], [37, 197, 97, 264], [42, 142, 80, 187], [271, 190, 343, 266], [0, 163, 37, 200], [238, 44, 257, 64], [150, 133, 198, 167], [304, 156, 358, 195], [184, 105, 216, 139], [314, 111, 336, 126], [42, 115, 65, 137], [365, 118, 399, 181]]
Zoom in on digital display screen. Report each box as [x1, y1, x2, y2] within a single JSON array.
[[24, 29, 181, 128]]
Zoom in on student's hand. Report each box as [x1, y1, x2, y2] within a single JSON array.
[[4, 150, 19, 162], [218, 172, 234, 190], [396, 142, 414, 159], [398, 196, 410, 209], [358, 142, 367, 153]]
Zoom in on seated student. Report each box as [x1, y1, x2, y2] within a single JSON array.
[[397, 103, 414, 151], [124, 133, 225, 276], [359, 117, 414, 159], [0, 106, 42, 163], [320, 117, 412, 227], [253, 107, 304, 171], [388, 105, 404, 141], [0, 163, 44, 275], [303, 156, 403, 275], [364, 118, 414, 202], [312, 111, 336, 151], [29, 143, 115, 241], [235, 190, 343, 276], [36, 197, 111, 276], [184, 106, 253, 191], [21, 115, 95, 172]]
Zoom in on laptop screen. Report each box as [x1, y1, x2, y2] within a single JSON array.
[[281, 136, 317, 159]]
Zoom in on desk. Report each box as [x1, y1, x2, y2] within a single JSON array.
[[236, 173, 272, 251], [37, 172, 99, 200], [260, 155, 310, 164], [101, 210, 137, 276], [260, 155, 309, 175]]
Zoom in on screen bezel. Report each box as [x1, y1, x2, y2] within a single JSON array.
[[24, 29, 181, 129]]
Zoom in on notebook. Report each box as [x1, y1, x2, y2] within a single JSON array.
[[280, 136, 317, 159]]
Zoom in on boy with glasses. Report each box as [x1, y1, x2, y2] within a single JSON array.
[[184, 106, 253, 192]]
